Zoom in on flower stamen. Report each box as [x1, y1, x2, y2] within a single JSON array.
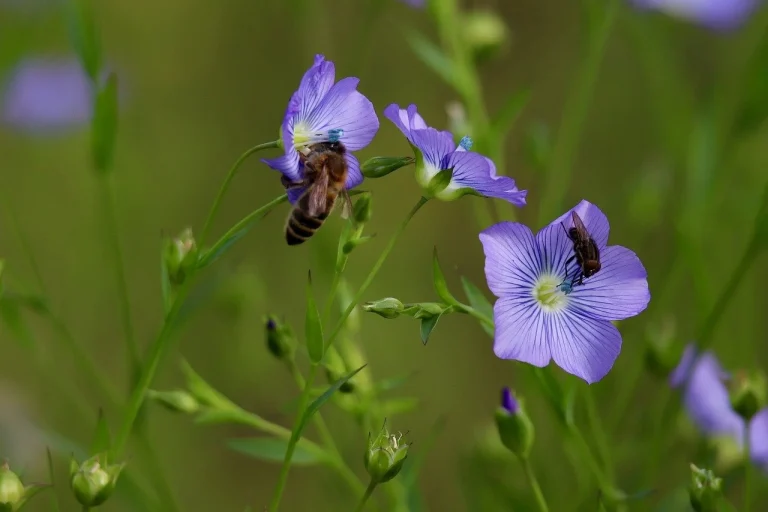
[[532, 273, 569, 313]]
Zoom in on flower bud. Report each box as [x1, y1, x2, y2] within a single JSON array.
[[147, 389, 199, 414], [353, 193, 373, 225], [0, 462, 24, 510], [343, 235, 375, 255], [69, 455, 124, 507], [364, 423, 409, 484], [408, 302, 447, 318], [163, 228, 198, 285], [461, 10, 509, 63], [361, 156, 414, 178], [264, 315, 295, 361], [729, 370, 766, 421], [689, 464, 722, 512], [362, 298, 405, 319], [495, 387, 534, 459]]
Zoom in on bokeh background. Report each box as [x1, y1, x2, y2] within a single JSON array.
[[1, 0, 768, 510]]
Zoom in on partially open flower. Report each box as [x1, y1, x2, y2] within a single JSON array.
[[364, 423, 410, 484], [69, 454, 124, 507]]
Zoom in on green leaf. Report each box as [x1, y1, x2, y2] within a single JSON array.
[[227, 438, 323, 466], [297, 365, 366, 435], [460, 276, 494, 337], [491, 89, 531, 138], [406, 31, 455, 88], [67, 0, 102, 81], [305, 271, 324, 363], [420, 312, 444, 345], [734, 30, 768, 136], [180, 359, 237, 411], [90, 408, 111, 455], [160, 242, 172, 314], [0, 297, 34, 348], [91, 73, 119, 173], [432, 248, 460, 306]]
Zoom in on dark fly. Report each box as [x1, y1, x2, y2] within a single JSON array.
[[561, 211, 601, 288]]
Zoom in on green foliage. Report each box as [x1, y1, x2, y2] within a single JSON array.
[[227, 438, 323, 466], [91, 73, 119, 173], [305, 271, 324, 364]]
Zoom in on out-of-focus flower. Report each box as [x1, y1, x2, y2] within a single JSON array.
[[479, 200, 650, 383], [384, 103, 526, 204], [399, 0, 425, 8], [671, 345, 768, 472], [69, 454, 124, 508], [0, 461, 48, 511], [1, 57, 92, 133], [629, 0, 761, 31], [262, 54, 379, 204], [688, 464, 722, 512]]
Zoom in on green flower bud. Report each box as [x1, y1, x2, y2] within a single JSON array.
[[353, 193, 373, 225], [362, 298, 405, 319], [689, 464, 722, 512], [0, 462, 24, 511], [163, 228, 198, 285], [361, 156, 414, 178], [364, 423, 409, 484], [408, 302, 447, 318], [342, 235, 375, 255], [69, 455, 124, 507], [461, 10, 509, 63], [264, 315, 295, 361], [729, 370, 766, 421], [147, 389, 200, 414], [495, 388, 534, 459]]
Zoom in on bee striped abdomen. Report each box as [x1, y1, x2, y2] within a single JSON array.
[[285, 208, 328, 246]]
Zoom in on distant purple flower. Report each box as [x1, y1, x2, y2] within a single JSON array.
[[629, 0, 761, 30], [500, 387, 518, 414], [262, 54, 379, 203], [480, 200, 650, 383], [384, 103, 526, 205], [400, 0, 426, 7], [672, 345, 768, 471], [2, 57, 92, 134]]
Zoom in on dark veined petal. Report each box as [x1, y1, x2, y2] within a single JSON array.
[[549, 310, 622, 384], [548, 200, 610, 250], [670, 344, 697, 388], [629, 0, 759, 31], [447, 151, 527, 206], [493, 296, 551, 367], [683, 352, 745, 438], [534, 221, 573, 279], [567, 245, 650, 321], [296, 54, 335, 117], [749, 408, 768, 470], [344, 153, 363, 190], [304, 79, 379, 151], [383, 103, 428, 142], [409, 127, 454, 170], [262, 150, 302, 183], [479, 222, 541, 297]]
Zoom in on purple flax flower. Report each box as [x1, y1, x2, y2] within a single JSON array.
[[671, 345, 768, 471], [479, 200, 650, 383], [384, 103, 526, 205], [399, 0, 426, 7], [1, 57, 93, 134], [629, 0, 761, 31], [262, 55, 379, 203]]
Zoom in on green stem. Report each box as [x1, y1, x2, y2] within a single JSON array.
[[324, 197, 429, 350], [354, 481, 378, 512], [583, 386, 614, 482], [745, 422, 752, 512], [519, 457, 549, 512], [285, 359, 339, 455], [537, 0, 618, 224], [112, 190, 285, 457], [198, 140, 280, 246], [97, 174, 140, 372], [269, 363, 319, 512]]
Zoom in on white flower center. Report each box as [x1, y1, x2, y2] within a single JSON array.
[[532, 273, 569, 313]]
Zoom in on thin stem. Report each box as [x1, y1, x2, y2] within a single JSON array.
[[285, 359, 339, 454], [537, 0, 618, 224], [113, 190, 286, 457], [198, 140, 280, 246], [325, 197, 429, 350], [269, 363, 319, 512], [97, 174, 140, 372], [744, 422, 752, 512], [354, 481, 378, 512], [519, 457, 549, 512]]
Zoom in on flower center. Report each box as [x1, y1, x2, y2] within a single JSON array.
[[292, 123, 344, 149], [532, 273, 569, 313]]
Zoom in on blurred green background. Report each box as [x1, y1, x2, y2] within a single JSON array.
[[1, 0, 768, 510]]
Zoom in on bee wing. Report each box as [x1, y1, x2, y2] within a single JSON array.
[[307, 170, 329, 217], [570, 211, 591, 241], [339, 189, 352, 219]]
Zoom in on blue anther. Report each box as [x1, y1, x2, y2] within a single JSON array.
[[459, 135, 473, 151], [328, 128, 344, 143]]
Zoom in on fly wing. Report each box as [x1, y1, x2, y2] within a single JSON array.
[[570, 211, 590, 242], [307, 168, 329, 217]]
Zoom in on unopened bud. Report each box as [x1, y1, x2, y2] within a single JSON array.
[[362, 298, 405, 319], [495, 387, 534, 458], [264, 315, 295, 361], [729, 370, 766, 421], [689, 464, 722, 512], [461, 10, 509, 62], [70, 455, 124, 507], [408, 302, 447, 318], [353, 194, 373, 225], [0, 462, 24, 509], [147, 389, 199, 414], [364, 423, 409, 484], [343, 235, 375, 255], [361, 156, 414, 179], [164, 228, 198, 285]]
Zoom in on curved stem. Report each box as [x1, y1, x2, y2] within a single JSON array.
[[198, 140, 280, 246], [353, 481, 378, 512], [269, 363, 319, 512], [325, 197, 429, 350], [519, 457, 549, 512]]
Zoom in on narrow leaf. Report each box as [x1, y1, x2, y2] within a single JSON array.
[[298, 365, 367, 434], [0, 297, 34, 348], [46, 448, 61, 512], [305, 271, 324, 363], [460, 276, 494, 337], [160, 243, 172, 314], [406, 31, 455, 88], [420, 313, 444, 345], [90, 408, 111, 455], [91, 72, 119, 173], [491, 89, 531, 138], [67, 0, 102, 81], [227, 438, 323, 466], [432, 248, 459, 306]]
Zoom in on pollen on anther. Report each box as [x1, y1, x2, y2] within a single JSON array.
[[328, 128, 344, 143], [459, 135, 473, 151]]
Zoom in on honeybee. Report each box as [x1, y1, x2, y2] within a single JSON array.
[[561, 211, 601, 287], [282, 141, 351, 246]]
